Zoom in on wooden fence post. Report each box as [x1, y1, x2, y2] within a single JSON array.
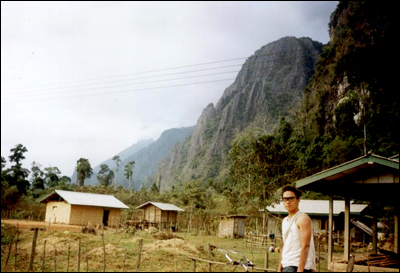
[[29, 228, 39, 271], [136, 239, 143, 271], [192, 259, 196, 272], [78, 239, 81, 272], [264, 249, 269, 270], [101, 234, 106, 272], [318, 235, 321, 272], [67, 243, 70, 272], [86, 240, 89, 272], [54, 244, 57, 272], [42, 240, 46, 272], [5, 230, 17, 267], [15, 225, 19, 271]]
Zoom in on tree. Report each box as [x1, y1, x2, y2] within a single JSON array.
[[44, 166, 61, 188], [97, 164, 115, 187], [112, 155, 121, 188], [31, 161, 45, 190], [8, 144, 30, 194], [76, 158, 93, 187], [124, 161, 135, 191]]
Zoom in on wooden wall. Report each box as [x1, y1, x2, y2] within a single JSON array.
[[142, 205, 178, 224]]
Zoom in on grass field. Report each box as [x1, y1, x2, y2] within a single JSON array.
[[1, 220, 329, 272]]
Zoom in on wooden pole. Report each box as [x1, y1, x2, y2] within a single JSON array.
[[29, 228, 39, 271], [15, 225, 19, 271], [78, 239, 81, 272], [5, 230, 16, 267], [192, 259, 196, 272], [136, 239, 143, 271], [86, 240, 89, 272], [42, 240, 46, 272], [67, 243, 70, 272], [264, 249, 269, 270], [328, 195, 333, 265], [101, 234, 106, 272], [54, 245, 57, 272], [372, 202, 378, 255], [123, 249, 126, 272], [318, 235, 321, 272], [208, 262, 212, 272], [344, 197, 350, 261], [394, 214, 399, 254]]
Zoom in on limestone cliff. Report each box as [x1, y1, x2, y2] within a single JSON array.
[[159, 37, 323, 188]]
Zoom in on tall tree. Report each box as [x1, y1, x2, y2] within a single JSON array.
[[76, 158, 93, 187], [44, 166, 61, 188], [124, 161, 135, 192], [8, 144, 30, 194], [97, 164, 114, 187], [112, 155, 121, 188], [31, 161, 45, 190]]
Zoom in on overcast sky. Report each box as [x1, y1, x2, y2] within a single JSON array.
[[1, 1, 338, 177]]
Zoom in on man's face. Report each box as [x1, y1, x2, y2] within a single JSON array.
[[282, 190, 300, 212]]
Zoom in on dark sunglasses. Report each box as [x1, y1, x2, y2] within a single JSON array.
[[282, 197, 297, 202]]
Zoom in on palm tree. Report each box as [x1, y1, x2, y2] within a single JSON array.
[[76, 158, 93, 187]]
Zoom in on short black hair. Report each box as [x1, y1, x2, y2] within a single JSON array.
[[282, 185, 302, 199]]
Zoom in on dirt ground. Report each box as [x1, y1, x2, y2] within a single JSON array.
[[1, 219, 82, 232]]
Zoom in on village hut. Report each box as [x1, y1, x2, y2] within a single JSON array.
[[136, 201, 184, 229], [39, 190, 129, 227], [218, 215, 247, 238]]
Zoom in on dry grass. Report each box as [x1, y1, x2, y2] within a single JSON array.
[[1, 220, 329, 272]]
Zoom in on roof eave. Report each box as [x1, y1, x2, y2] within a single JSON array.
[[296, 154, 399, 189]]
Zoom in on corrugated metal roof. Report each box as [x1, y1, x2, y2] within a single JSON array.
[[266, 200, 368, 216], [136, 201, 185, 212], [40, 190, 129, 209]]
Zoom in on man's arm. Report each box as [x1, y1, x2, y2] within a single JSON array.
[[297, 215, 312, 272]]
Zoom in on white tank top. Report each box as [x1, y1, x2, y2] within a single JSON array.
[[281, 213, 316, 270]]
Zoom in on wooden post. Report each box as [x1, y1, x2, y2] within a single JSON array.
[[101, 234, 106, 272], [371, 202, 378, 255], [394, 214, 398, 254], [86, 240, 89, 272], [67, 243, 70, 272], [42, 240, 46, 272], [54, 245, 57, 272], [328, 195, 333, 265], [208, 262, 212, 272], [29, 228, 39, 271], [15, 225, 19, 271], [136, 239, 143, 271], [123, 249, 126, 272], [192, 259, 196, 272], [5, 230, 17, 267], [264, 249, 269, 270], [78, 239, 81, 272], [318, 235, 321, 272], [344, 196, 350, 261]]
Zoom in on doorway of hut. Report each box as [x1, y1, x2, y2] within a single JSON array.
[[103, 209, 110, 226]]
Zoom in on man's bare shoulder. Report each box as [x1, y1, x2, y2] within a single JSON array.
[[296, 213, 311, 228]]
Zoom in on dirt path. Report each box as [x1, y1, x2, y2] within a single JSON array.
[[1, 219, 82, 232]]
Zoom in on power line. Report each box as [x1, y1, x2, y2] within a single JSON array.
[[2, 48, 319, 92], [2, 62, 320, 104], [2, 52, 320, 98]]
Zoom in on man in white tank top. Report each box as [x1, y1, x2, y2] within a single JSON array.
[[278, 186, 316, 272]]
